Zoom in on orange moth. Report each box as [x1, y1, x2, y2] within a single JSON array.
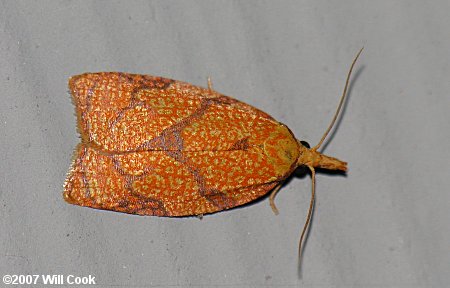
[[64, 49, 363, 258]]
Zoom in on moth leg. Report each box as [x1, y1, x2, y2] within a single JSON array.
[[269, 183, 283, 215], [197, 214, 204, 220], [207, 76, 213, 91], [205, 76, 222, 99]]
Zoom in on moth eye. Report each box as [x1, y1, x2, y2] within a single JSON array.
[[300, 141, 310, 148]]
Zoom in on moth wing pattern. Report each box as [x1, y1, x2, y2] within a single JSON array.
[[64, 72, 300, 216], [64, 143, 281, 216], [68, 72, 274, 152]]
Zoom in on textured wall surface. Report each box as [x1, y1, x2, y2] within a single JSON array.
[[1, 1, 449, 287]]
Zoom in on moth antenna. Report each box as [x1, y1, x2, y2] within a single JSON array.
[[299, 166, 316, 264], [313, 47, 363, 151]]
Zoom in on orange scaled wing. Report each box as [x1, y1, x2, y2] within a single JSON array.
[[64, 73, 299, 216]]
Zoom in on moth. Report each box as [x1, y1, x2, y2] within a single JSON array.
[[64, 48, 363, 257]]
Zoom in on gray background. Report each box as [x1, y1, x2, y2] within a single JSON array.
[[1, 1, 449, 287]]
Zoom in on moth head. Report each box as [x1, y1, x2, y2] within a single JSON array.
[[297, 140, 347, 172]]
